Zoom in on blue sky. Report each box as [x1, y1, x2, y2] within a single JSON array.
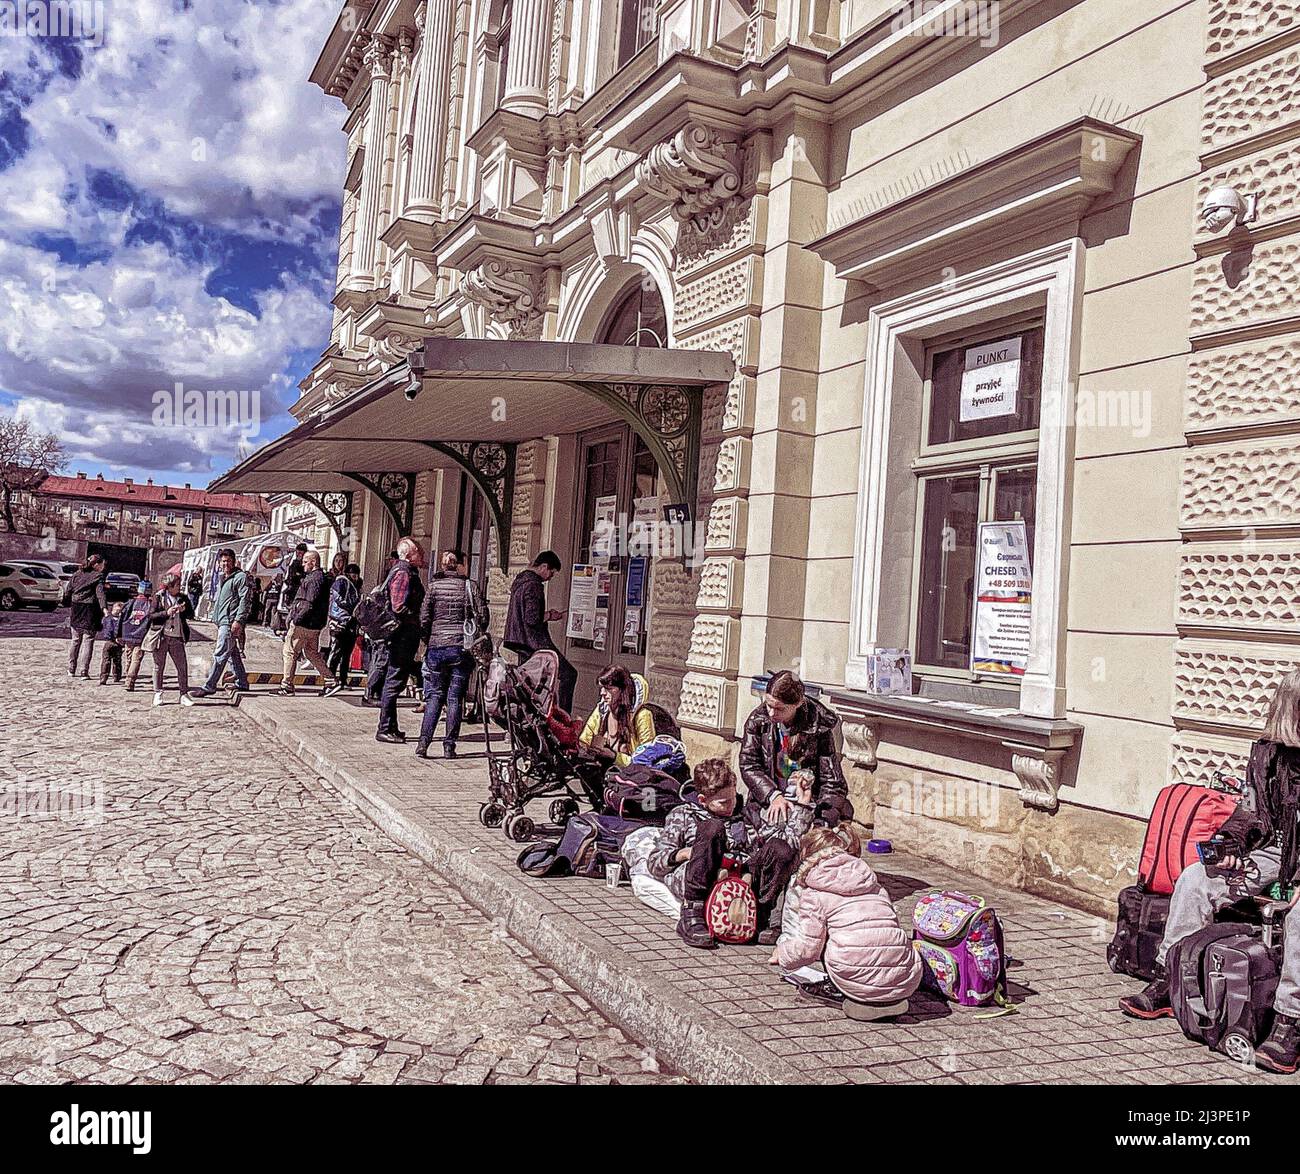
[[0, 0, 347, 489]]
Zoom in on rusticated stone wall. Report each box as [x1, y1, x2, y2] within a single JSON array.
[[1174, 0, 1300, 786]]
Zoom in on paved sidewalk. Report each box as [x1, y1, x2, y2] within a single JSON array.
[[232, 666, 1280, 1086]]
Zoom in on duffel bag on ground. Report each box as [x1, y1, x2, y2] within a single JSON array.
[[1138, 781, 1239, 895], [517, 812, 648, 879], [912, 889, 1011, 1010], [1107, 885, 1170, 981], [1167, 922, 1279, 1064], [603, 762, 692, 823]]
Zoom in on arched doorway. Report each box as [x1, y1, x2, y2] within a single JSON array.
[[564, 281, 667, 710]]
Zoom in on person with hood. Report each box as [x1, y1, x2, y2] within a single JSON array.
[[63, 553, 107, 678], [274, 551, 336, 697], [414, 550, 489, 759], [772, 823, 922, 1021], [578, 664, 655, 768], [503, 550, 576, 714], [190, 548, 253, 699], [326, 562, 363, 692], [649, 758, 815, 950], [121, 579, 154, 692]]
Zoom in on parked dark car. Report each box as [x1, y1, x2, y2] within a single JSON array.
[[104, 572, 141, 603]]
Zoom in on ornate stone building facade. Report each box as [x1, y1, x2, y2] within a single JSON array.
[[214, 0, 1300, 914]]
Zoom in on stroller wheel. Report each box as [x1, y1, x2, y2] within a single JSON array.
[[504, 812, 535, 842], [479, 803, 506, 829], [549, 798, 579, 825]]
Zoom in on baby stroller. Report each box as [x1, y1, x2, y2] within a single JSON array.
[[481, 650, 607, 842]]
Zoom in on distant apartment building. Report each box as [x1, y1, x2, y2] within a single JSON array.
[[12, 472, 269, 577], [267, 493, 340, 569]]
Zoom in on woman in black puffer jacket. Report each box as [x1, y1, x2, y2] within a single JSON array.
[[63, 554, 107, 678]]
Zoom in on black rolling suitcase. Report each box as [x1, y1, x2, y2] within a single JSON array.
[[1107, 886, 1169, 981], [1167, 904, 1289, 1066]]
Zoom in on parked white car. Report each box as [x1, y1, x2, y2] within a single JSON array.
[[11, 559, 79, 590], [0, 562, 63, 611]]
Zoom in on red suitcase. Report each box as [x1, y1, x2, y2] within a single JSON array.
[[1138, 782, 1239, 895]]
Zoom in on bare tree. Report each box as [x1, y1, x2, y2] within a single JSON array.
[[0, 415, 65, 532]]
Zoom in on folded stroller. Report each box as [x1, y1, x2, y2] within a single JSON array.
[[480, 650, 607, 841]]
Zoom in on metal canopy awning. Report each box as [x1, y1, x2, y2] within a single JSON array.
[[211, 337, 735, 567]]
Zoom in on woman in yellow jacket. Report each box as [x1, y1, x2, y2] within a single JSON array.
[[579, 665, 656, 767]]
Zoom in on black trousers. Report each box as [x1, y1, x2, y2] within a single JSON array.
[[377, 629, 419, 735], [328, 626, 358, 686], [366, 638, 390, 700], [682, 819, 798, 913]]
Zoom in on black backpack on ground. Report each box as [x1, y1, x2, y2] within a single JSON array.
[[602, 763, 693, 823], [1107, 886, 1171, 981], [1167, 920, 1281, 1065]]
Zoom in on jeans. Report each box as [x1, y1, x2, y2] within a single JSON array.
[[68, 631, 96, 675], [418, 645, 472, 749], [203, 623, 249, 692], [377, 628, 419, 735], [1158, 844, 1300, 1017], [152, 637, 189, 694], [282, 624, 330, 687]]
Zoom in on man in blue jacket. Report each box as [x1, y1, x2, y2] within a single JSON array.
[[190, 548, 252, 698]]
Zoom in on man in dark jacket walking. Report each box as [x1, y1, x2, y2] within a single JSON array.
[[274, 551, 336, 696], [362, 550, 400, 704], [415, 549, 490, 759], [63, 554, 107, 677], [503, 550, 576, 713], [375, 538, 426, 743]]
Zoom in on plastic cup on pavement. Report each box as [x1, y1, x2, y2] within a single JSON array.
[[605, 863, 622, 890]]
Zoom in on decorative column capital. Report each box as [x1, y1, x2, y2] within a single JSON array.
[[842, 720, 880, 771], [635, 122, 743, 233], [460, 260, 544, 338], [363, 34, 393, 79], [397, 25, 417, 68]]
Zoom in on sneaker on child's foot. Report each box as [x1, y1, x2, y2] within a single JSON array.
[[756, 926, 781, 946], [152, 691, 164, 707], [179, 694, 195, 707], [792, 977, 845, 1007], [676, 901, 716, 949]]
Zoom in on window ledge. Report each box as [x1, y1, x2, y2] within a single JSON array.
[[751, 674, 1082, 812]]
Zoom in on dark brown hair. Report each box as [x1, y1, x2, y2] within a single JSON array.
[[693, 758, 736, 799], [766, 670, 817, 764], [597, 665, 637, 751]]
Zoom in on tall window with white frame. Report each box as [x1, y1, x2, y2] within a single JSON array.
[[912, 314, 1044, 684], [494, 0, 512, 107]]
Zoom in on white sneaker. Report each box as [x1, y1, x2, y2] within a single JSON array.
[[180, 694, 195, 707], [152, 691, 164, 707]]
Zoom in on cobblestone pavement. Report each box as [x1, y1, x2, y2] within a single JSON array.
[[0, 611, 680, 1085]]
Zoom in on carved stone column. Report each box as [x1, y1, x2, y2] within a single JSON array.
[[408, 0, 454, 220], [351, 35, 394, 287], [500, 0, 549, 117]]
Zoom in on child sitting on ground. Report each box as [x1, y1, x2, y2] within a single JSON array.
[[649, 758, 814, 950], [770, 824, 922, 1021], [98, 601, 126, 685]]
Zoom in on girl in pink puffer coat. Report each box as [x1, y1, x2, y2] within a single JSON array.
[[774, 825, 922, 1019]]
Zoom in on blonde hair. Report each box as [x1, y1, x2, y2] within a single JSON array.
[[798, 823, 862, 863], [1263, 669, 1300, 748]]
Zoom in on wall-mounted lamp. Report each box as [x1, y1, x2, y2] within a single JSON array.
[[1201, 185, 1259, 234]]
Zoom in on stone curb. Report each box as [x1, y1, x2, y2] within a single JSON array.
[[237, 699, 814, 1086]]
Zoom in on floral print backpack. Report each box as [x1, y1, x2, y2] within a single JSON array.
[[912, 890, 1013, 1013]]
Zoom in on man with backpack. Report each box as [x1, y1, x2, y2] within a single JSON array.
[[373, 538, 426, 743]]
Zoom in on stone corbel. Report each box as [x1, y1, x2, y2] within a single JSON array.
[[841, 720, 880, 771], [460, 260, 544, 339], [1006, 744, 1066, 812], [635, 122, 743, 234]]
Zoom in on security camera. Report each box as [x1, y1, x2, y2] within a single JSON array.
[[1201, 185, 1258, 234], [404, 372, 422, 401]]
